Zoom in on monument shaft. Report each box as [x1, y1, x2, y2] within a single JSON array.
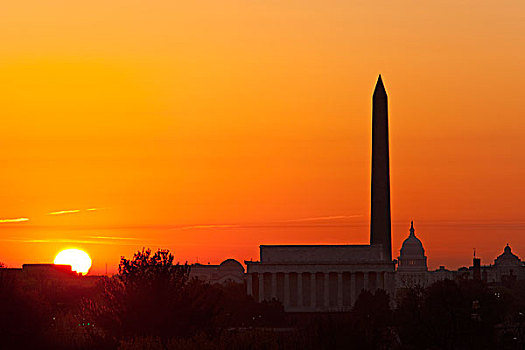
[[370, 75, 392, 261]]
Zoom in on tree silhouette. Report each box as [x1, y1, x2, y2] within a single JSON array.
[[0, 267, 55, 349], [351, 289, 394, 349], [395, 285, 427, 349], [394, 279, 502, 349], [210, 282, 285, 328], [82, 248, 222, 346], [118, 248, 189, 289]]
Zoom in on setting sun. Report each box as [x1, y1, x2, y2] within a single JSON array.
[[54, 249, 92, 275]]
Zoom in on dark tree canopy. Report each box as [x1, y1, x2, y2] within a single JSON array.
[[395, 279, 503, 350], [81, 248, 284, 348], [83, 248, 198, 344], [118, 248, 189, 288]]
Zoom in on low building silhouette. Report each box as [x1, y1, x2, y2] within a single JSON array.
[[0, 263, 102, 288], [396, 221, 428, 288], [394, 223, 525, 290], [189, 259, 244, 284]]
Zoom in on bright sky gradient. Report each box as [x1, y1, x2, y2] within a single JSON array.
[[0, 1, 524, 274]]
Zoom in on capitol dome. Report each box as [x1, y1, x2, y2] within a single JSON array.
[[397, 221, 428, 272], [400, 224, 425, 257]]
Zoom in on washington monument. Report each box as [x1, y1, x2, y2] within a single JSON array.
[[370, 75, 392, 261]]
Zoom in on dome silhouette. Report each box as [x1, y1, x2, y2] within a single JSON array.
[[400, 223, 425, 257], [219, 259, 244, 272], [494, 244, 522, 267], [397, 221, 428, 272]]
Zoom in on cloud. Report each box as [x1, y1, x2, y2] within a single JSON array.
[[172, 216, 361, 230], [48, 207, 105, 216], [89, 236, 139, 241], [48, 210, 82, 216], [0, 238, 140, 246], [0, 217, 29, 223], [280, 215, 362, 222], [179, 224, 240, 230]]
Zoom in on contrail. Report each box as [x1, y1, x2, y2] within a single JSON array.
[[0, 217, 29, 223], [89, 236, 139, 241], [0, 238, 141, 246], [179, 224, 241, 230], [280, 215, 362, 222], [48, 208, 105, 215], [48, 210, 81, 215]]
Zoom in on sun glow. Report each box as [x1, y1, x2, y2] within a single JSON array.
[[54, 249, 92, 275]]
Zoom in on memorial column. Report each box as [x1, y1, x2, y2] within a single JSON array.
[[284, 273, 290, 307], [297, 273, 303, 308], [271, 273, 277, 299], [337, 273, 343, 307], [311, 272, 317, 308], [259, 274, 265, 302], [247, 274, 253, 296], [324, 273, 330, 308]]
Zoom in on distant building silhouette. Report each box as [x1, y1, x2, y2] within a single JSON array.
[[22, 263, 79, 278], [397, 221, 427, 272], [0, 264, 101, 288], [245, 76, 396, 312], [466, 244, 525, 283], [190, 259, 244, 284], [396, 221, 428, 288], [395, 226, 525, 289]]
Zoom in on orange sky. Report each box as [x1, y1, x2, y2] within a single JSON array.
[[0, 1, 524, 274]]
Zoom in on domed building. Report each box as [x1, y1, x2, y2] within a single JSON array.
[[190, 259, 245, 284], [494, 244, 522, 268], [216, 259, 245, 284], [398, 221, 427, 272], [394, 223, 525, 288], [396, 221, 428, 288], [480, 244, 525, 283]]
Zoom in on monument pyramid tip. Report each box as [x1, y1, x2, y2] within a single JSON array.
[[374, 74, 386, 95]]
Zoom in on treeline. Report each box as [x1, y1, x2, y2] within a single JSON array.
[[0, 249, 284, 350], [1, 249, 525, 349]]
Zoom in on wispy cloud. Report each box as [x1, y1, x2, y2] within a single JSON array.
[[48, 207, 105, 216], [0, 238, 140, 246], [0, 217, 29, 223], [48, 210, 81, 216], [280, 215, 362, 222], [179, 224, 240, 230], [86, 208, 105, 212], [168, 216, 362, 231], [89, 236, 139, 241]]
